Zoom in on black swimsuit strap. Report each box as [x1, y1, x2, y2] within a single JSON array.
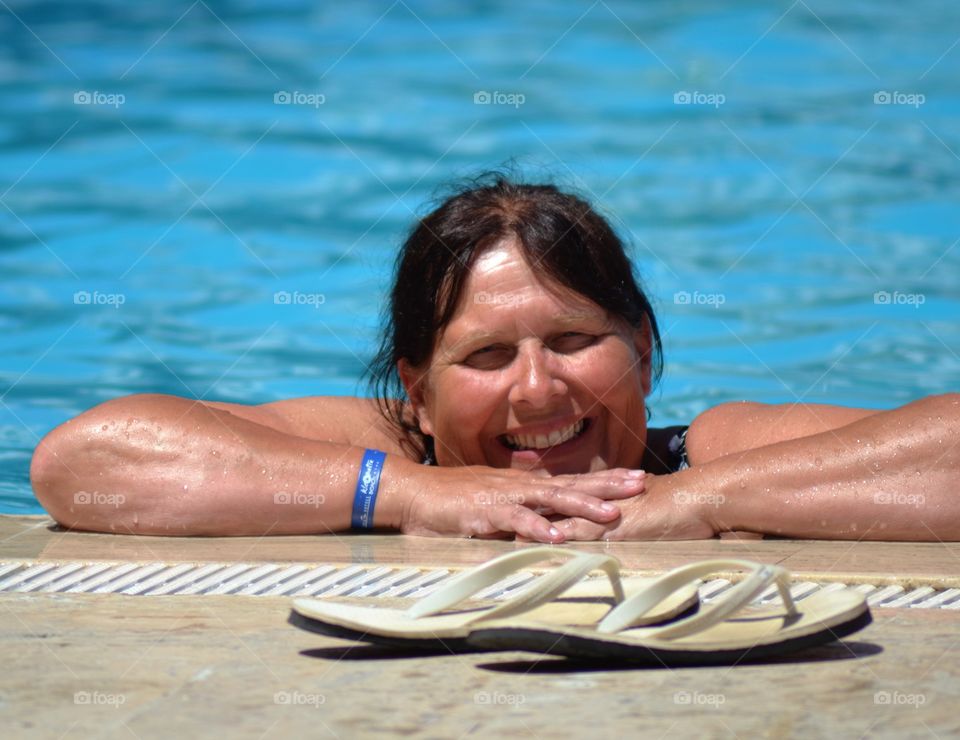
[[666, 426, 691, 472], [422, 426, 691, 472]]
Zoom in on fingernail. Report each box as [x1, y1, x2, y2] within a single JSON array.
[[628, 469, 646, 477], [600, 502, 618, 513]]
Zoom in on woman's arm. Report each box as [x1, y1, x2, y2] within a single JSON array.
[[555, 393, 960, 541], [29, 393, 643, 539]]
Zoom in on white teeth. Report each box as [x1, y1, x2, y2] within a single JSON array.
[[504, 420, 585, 451]]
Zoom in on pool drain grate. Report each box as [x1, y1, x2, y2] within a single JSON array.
[[0, 560, 957, 608]]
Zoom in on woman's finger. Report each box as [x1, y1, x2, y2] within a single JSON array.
[[550, 470, 646, 499], [489, 504, 566, 544], [553, 516, 608, 541], [526, 487, 625, 524]]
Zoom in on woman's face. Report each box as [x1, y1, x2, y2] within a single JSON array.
[[400, 239, 652, 475]]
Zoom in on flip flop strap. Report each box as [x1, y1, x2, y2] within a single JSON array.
[[597, 559, 798, 638], [405, 547, 624, 620]]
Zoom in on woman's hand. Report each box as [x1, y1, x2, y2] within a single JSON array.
[[397, 465, 646, 543], [549, 473, 718, 541]]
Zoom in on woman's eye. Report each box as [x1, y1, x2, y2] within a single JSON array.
[[551, 332, 597, 353], [462, 346, 514, 369]]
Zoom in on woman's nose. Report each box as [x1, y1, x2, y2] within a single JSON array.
[[507, 345, 567, 407]]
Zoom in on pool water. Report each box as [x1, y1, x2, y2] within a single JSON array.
[[2, 1, 959, 513]]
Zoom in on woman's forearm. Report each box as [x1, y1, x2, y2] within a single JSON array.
[[695, 394, 960, 540], [29, 394, 411, 535]]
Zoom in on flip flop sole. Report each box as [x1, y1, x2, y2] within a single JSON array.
[[466, 592, 872, 665], [287, 609, 480, 652]]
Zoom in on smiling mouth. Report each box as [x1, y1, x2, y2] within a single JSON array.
[[499, 419, 590, 452]]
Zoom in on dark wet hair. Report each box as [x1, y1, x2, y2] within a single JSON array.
[[367, 173, 663, 462]]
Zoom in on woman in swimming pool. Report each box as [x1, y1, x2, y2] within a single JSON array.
[[30, 176, 960, 541]]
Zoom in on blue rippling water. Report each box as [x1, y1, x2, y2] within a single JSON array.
[[1, 1, 959, 513]]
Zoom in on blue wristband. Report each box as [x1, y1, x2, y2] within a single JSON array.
[[351, 449, 387, 529]]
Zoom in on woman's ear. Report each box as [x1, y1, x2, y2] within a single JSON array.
[[397, 359, 435, 436], [632, 315, 653, 397]]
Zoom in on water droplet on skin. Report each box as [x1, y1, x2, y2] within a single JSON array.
[[101, 424, 108, 432], [211, 450, 220, 457], [261, 468, 266, 474], [815, 457, 823, 467], [183, 484, 188, 491]]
